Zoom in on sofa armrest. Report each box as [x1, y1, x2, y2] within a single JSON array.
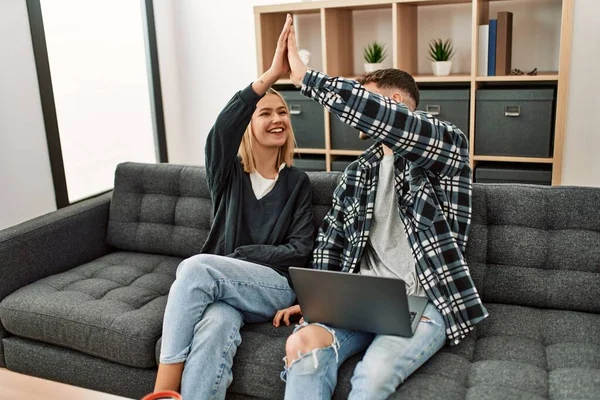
[[0, 192, 113, 301]]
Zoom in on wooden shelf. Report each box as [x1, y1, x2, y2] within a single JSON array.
[[473, 155, 554, 164], [476, 73, 559, 82], [255, 0, 472, 14], [414, 74, 472, 83], [255, 0, 573, 183], [330, 149, 365, 156], [294, 148, 328, 155]]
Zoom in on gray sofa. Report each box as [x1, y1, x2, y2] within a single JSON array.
[[1, 162, 599, 400]]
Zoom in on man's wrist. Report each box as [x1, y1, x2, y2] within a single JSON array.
[[292, 67, 308, 86]]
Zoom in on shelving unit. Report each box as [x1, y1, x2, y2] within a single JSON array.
[[255, 0, 573, 185]]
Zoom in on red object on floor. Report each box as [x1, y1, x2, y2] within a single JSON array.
[[141, 390, 182, 400]]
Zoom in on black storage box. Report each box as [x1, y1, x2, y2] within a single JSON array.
[[475, 88, 555, 157], [330, 115, 373, 151], [417, 89, 470, 135], [280, 90, 325, 148], [475, 162, 552, 185], [293, 155, 327, 172]]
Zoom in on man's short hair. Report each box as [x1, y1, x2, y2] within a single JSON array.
[[357, 69, 420, 108]]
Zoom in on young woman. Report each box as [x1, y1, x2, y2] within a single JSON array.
[[153, 18, 314, 399]]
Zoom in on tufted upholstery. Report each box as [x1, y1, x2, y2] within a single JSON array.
[[106, 163, 213, 258], [1, 163, 599, 399], [224, 184, 600, 399], [467, 185, 600, 313], [1, 252, 182, 368]]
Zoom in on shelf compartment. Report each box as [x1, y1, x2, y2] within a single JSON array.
[[255, 10, 321, 76], [475, 0, 563, 78], [293, 154, 327, 172]]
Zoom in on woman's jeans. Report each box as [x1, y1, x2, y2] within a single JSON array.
[[282, 302, 447, 400], [159, 254, 296, 400]]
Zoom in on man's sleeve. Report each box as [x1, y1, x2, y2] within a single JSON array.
[[300, 70, 469, 178], [311, 173, 348, 271]]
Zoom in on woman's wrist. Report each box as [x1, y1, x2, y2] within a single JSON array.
[[252, 69, 280, 96]]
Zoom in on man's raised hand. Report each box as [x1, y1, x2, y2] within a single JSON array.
[[286, 16, 309, 86]]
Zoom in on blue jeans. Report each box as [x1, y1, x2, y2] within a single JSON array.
[[282, 302, 446, 400], [160, 254, 296, 400]]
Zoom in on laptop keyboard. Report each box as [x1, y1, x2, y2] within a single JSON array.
[[410, 311, 417, 323]]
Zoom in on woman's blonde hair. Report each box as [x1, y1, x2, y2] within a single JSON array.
[[239, 88, 296, 173]]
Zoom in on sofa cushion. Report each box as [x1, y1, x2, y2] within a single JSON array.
[[220, 303, 600, 400], [107, 163, 214, 258], [467, 184, 600, 313], [0, 252, 181, 368], [106, 163, 341, 259]]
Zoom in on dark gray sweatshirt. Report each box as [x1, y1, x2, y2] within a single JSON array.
[[201, 84, 314, 283]]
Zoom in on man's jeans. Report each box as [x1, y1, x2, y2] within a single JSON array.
[[160, 254, 296, 400], [282, 302, 446, 400]]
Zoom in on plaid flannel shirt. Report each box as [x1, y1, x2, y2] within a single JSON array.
[[302, 70, 488, 345]]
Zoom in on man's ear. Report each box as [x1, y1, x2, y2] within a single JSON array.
[[391, 92, 403, 104]]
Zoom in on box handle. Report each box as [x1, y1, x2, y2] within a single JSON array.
[[426, 104, 441, 116], [504, 105, 521, 117], [290, 104, 302, 115]]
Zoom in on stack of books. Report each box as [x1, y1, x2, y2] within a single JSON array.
[[478, 12, 513, 76]]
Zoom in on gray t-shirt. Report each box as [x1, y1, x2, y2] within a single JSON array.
[[359, 155, 426, 297]]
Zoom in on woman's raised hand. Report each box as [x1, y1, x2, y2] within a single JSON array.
[[267, 14, 293, 79]]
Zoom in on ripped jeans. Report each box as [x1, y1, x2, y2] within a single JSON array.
[[281, 302, 446, 400]]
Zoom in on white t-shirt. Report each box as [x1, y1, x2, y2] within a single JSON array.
[[249, 163, 286, 200], [359, 155, 426, 297]]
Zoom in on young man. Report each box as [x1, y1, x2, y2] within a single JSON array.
[[273, 15, 488, 399]]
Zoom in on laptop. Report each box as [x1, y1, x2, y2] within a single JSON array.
[[289, 267, 428, 337]]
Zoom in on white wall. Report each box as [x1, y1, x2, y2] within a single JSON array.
[[156, 0, 296, 166], [0, 0, 56, 230], [561, 0, 600, 186]]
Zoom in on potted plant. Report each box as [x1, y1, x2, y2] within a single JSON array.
[[363, 41, 387, 73], [428, 38, 455, 76]]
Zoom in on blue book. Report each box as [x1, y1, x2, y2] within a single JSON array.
[[488, 19, 497, 76]]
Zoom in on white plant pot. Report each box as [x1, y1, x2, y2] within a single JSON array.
[[364, 63, 383, 73], [431, 61, 452, 76]]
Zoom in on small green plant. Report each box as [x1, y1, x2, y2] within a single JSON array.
[[428, 38, 455, 62], [363, 41, 387, 63]]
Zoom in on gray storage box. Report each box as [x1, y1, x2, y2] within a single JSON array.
[[417, 89, 470, 135], [475, 162, 552, 185], [293, 155, 327, 172], [280, 90, 325, 148], [475, 88, 555, 157], [331, 157, 358, 172], [331, 115, 373, 150]]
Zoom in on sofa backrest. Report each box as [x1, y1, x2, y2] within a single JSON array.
[[107, 162, 340, 259], [467, 184, 600, 313], [108, 163, 600, 313]]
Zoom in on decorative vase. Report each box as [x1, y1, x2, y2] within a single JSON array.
[[431, 61, 452, 76], [364, 63, 383, 73]]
